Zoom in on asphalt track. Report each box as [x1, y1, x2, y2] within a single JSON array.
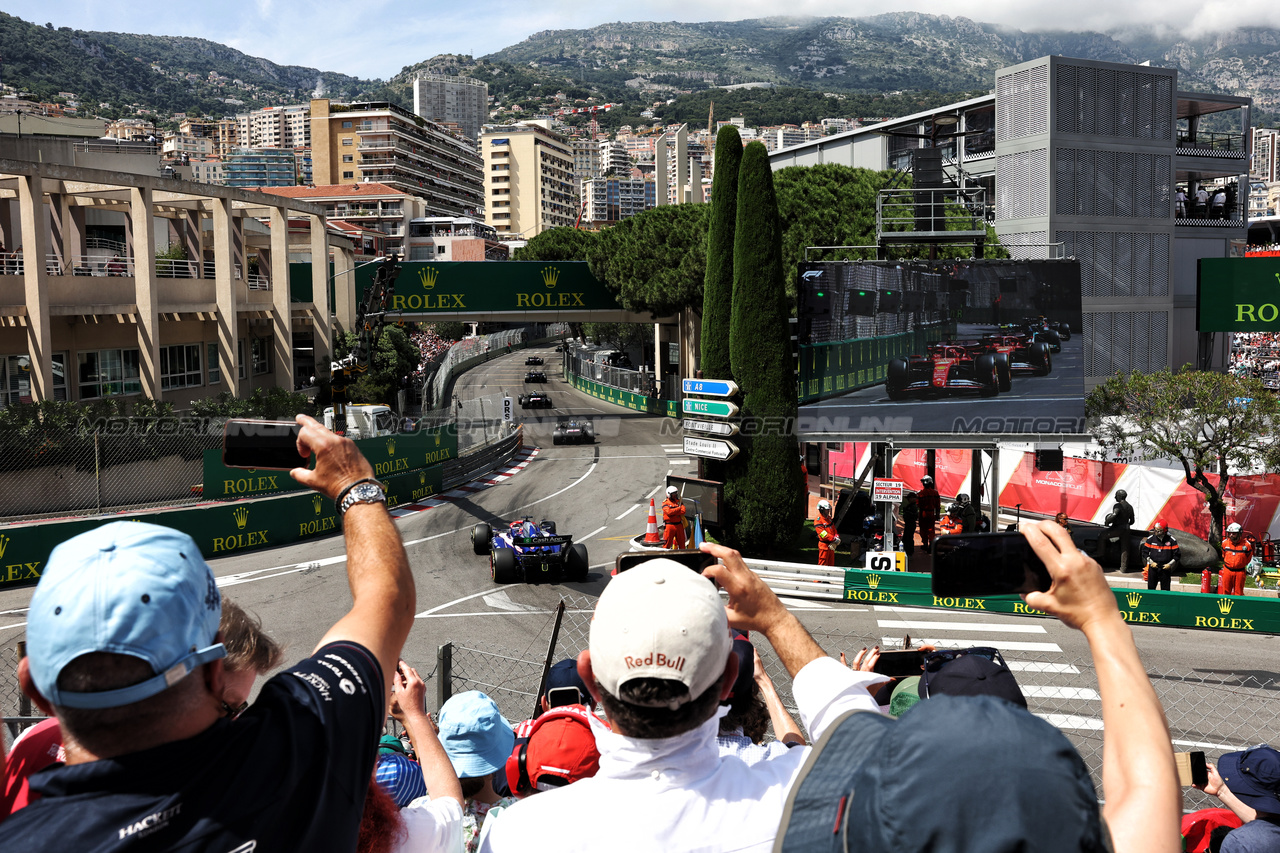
[[0, 346, 1277, 789], [800, 322, 1087, 435]]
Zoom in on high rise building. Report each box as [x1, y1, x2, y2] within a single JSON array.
[[583, 176, 655, 223], [572, 138, 601, 191], [412, 74, 489, 143], [1252, 127, 1280, 183], [236, 105, 311, 150], [310, 99, 484, 218], [222, 148, 297, 189], [480, 122, 577, 237]]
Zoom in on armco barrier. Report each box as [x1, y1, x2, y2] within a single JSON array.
[[566, 372, 678, 418], [798, 321, 955, 404], [0, 427, 523, 592]]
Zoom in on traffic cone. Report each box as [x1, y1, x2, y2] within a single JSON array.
[[644, 499, 662, 545]]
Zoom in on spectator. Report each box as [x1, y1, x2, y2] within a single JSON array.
[[479, 549, 890, 852], [774, 521, 1181, 853], [1194, 746, 1280, 852], [717, 637, 806, 764], [438, 691, 516, 852], [5, 414, 415, 849], [514, 659, 597, 739], [503, 704, 602, 799], [916, 646, 1027, 707], [1, 596, 284, 820], [1055, 511, 1072, 531]]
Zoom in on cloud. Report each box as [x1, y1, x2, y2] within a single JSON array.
[[13, 0, 1280, 80]]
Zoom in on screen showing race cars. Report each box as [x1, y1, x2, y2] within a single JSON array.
[[795, 259, 1084, 437]]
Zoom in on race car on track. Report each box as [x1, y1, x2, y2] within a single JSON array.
[[519, 391, 553, 409], [553, 419, 595, 445], [885, 342, 1002, 400], [524, 371, 547, 383], [526, 356, 544, 366], [980, 333, 1053, 378], [471, 517, 589, 584]]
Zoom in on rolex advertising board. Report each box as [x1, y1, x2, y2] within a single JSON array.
[[795, 259, 1084, 435], [1199, 257, 1280, 331]]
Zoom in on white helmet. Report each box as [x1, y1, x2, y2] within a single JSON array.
[[1227, 522, 1243, 534], [666, 486, 678, 496], [921, 475, 934, 486], [956, 493, 970, 505], [817, 499, 832, 512]]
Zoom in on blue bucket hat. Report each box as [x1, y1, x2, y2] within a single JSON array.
[[27, 521, 225, 709], [438, 691, 515, 779], [777, 696, 1108, 853], [1218, 746, 1280, 813]]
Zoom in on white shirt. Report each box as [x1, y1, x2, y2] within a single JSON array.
[[478, 657, 886, 853], [392, 795, 464, 853]]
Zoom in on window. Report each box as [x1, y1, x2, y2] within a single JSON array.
[[207, 342, 221, 386], [241, 337, 272, 377], [160, 344, 202, 390], [342, 121, 353, 129], [342, 154, 353, 163], [77, 348, 141, 399], [437, 245, 446, 255], [1, 353, 67, 407], [342, 137, 353, 146], [343, 171, 354, 179]]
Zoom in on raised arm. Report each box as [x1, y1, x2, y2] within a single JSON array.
[[290, 414, 416, 701], [753, 646, 804, 746], [390, 661, 462, 807], [1022, 521, 1181, 853]]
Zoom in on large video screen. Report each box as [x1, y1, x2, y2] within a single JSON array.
[[795, 259, 1084, 436]]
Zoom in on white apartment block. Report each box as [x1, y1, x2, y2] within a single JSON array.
[[235, 105, 310, 151]]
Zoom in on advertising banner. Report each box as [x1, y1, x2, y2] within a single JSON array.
[[352, 261, 625, 316], [798, 259, 1084, 436], [1198, 258, 1280, 332]]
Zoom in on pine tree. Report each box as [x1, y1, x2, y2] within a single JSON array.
[[724, 142, 804, 554]]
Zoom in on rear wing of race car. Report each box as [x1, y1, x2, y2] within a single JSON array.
[[512, 534, 574, 547]]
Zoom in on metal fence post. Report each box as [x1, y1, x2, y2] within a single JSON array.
[[436, 642, 452, 712], [17, 641, 29, 719], [94, 431, 102, 514]]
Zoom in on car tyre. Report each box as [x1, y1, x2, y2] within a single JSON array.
[[975, 354, 1000, 397], [492, 548, 520, 584], [886, 358, 910, 401], [567, 543, 589, 582], [993, 352, 1012, 391], [471, 523, 492, 555], [1032, 342, 1052, 376]]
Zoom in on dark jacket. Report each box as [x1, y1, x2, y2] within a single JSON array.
[[1108, 499, 1135, 531], [1140, 532, 1180, 566]]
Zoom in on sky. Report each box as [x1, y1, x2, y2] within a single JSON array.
[[5, 0, 1275, 80]]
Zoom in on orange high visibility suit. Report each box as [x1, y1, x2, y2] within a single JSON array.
[[662, 497, 687, 549], [939, 513, 965, 536], [1219, 535, 1253, 596], [815, 511, 839, 567]]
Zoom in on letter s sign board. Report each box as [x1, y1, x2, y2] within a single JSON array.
[[503, 397, 513, 422]]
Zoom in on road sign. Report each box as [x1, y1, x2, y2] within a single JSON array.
[[683, 418, 739, 437], [682, 378, 740, 397], [863, 551, 908, 572], [683, 435, 739, 461], [682, 399, 739, 418], [502, 397, 513, 422], [871, 478, 906, 503]]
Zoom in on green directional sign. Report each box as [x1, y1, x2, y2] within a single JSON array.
[[682, 399, 739, 418]]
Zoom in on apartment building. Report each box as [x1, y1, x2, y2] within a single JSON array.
[[600, 139, 631, 176], [310, 99, 484, 219], [412, 74, 489, 143], [572, 138, 600, 190], [1253, 127, 1280, 183], [479, 122, 576, 238], [407, 216, 506, 261], [105, 119, 156, 141], [222, 148, 297, 189], [162, 134, 215, 159], [583, 176, 656, 223], [236, 105, 310, 150], [262, 183, 425, 257]]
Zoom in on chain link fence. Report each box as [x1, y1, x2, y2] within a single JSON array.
[[435, 593, 1280, 811], [566, 350, 658, 397]]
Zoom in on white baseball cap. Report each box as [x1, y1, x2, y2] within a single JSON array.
[[666, 486, 678, 496], [590, 559, 730, 707]]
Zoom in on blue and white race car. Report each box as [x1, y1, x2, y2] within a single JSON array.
[[470, 517, 590, 584]]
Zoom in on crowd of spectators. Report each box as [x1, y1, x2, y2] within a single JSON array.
[[1230, 332, 1280, 387], [0, 415, 1218, 852]]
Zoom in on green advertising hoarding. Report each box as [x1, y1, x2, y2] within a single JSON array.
[[1198, 257, 1280, 331], [203, 423, 458, 499], [843, 568, 1280, 633], [349, 261, 625, 315], [567, 373, 678, 417], [0, 462, 446, 589]]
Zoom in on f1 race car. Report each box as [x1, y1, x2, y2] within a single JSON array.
[[552, 419, 595, 445], [519, 391, 553, 409], [886, 342, 1003, 400], [471, 517, 589, 584], [524, 371, 547, 383], [525, 356, 544, 366], [980, 334, 1053, 378]]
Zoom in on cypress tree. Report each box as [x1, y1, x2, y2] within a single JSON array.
[[700, 124, 742, 382], [725, 142, 804, 554]]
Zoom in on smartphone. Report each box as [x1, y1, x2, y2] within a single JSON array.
[[872, 649, 926, 678], [614, 549, 718, 575], [222, 419, 306, 470], [1175, 751, 1208, 787], [932, 532, 1052, 597], [546, 686, 584, 708]]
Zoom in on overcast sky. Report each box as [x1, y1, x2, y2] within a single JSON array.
[[7, 0, 1272, 80]]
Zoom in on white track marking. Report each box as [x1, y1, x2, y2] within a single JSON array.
[[1037, 713, 1104, 731], [582, 525, 608, 541], [882, 637, 1063, 652], [1022, 686, 1100, 700], [876, 619, 1047, 634], [616, 504, 642, 520], [1006, 661, 1081, 674]]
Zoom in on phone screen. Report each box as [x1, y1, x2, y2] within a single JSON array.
[[932, 532, 1052, 597], [614, 549, 717, 575], [1176, 751, 1208, 787], [872, 649, 926, 678], [546, 686, 584, 708], [222, 419, 306, 470]]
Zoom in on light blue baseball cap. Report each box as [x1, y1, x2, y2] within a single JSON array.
[[27, 521, 225, 709], [438, 691, 515, 778]]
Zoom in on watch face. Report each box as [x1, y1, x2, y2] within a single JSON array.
[[352, 483, 384, 501]]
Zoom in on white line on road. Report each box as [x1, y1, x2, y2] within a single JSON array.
[[882, 637, 1063, 652], [0, 622, 26, 632], [645, 484, 663, 499], [1173, 738, 1246, 752], [417, 588, 499, 617], [1022, 686, 1100, 701], [582, 525, 608, 541], [616, 504, 641, 520], [1037, 713, 1104, 731], [876, 619, 1047, 634], [1006, 661, 1081, 674]]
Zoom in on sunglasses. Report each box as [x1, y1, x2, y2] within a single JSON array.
[[921, 647, 1008, 697], [221, 700, 249, 721]]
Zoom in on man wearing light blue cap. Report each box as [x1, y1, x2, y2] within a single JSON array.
[[6, 414, 417, 852]]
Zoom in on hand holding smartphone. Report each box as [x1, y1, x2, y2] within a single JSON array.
[[222, 419, 308, 470], [931, 532, 1053, 597], [614, 549, 719, 575]]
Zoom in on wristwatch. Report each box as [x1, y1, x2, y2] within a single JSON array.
[[338, 478, 387, 518]]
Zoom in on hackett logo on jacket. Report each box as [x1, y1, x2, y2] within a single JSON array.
[[623, 653, 686, 672]]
